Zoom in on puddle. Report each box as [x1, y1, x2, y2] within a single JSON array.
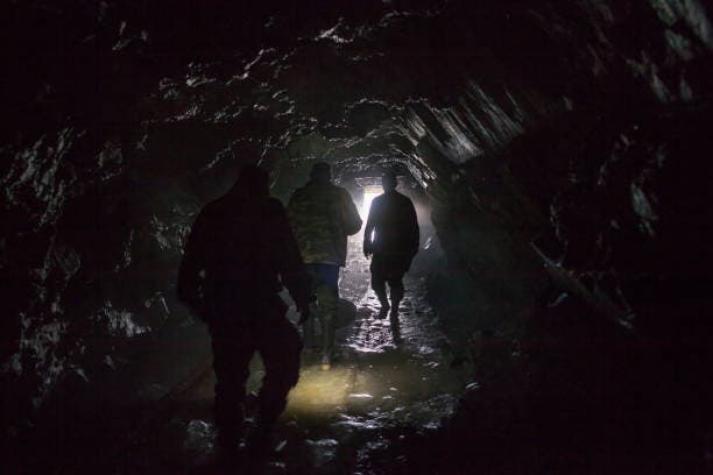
[[133, 229, 468, 473]]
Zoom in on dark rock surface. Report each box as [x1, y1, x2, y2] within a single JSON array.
[[2, 0, 712, 471]]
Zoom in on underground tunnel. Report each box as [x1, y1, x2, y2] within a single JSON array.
[[2, 0, 713, 473]]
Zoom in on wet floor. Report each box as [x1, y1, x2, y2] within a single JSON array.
[[128, 234, 470, 474]]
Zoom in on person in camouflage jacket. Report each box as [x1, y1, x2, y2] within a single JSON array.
[[287, 162, 362, 369]]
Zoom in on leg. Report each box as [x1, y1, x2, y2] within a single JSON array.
[[387, 275, 405, 316], [303, 265, 320, 351], [255, 317, 303, 427], [303, 264, 332, 351], [302, 306, 319, 350], [210, 321, 255, 448], [306, 264, 340, 368], [370, 255, 390, 318], [314, 282, 338, 366]]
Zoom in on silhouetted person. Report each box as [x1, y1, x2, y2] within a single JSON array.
[[287, 162, 362, 370], [177, 165, 311, 459], [364, 171, 419, 320]]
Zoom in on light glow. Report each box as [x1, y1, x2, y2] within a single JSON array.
[[286, 365, 358, 414], [360, 186, 382, 220]]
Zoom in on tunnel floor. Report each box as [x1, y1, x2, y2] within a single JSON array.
[[114, 235, 470, 474]]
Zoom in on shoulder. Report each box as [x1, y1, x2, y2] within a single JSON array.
[[293, 182, 329, 199], [368, 194, 385, 212], [190, 196, 230, 236], [372, 193, 388, 206], [316, 183, 352, 203], [288, 186, 311, 208], [203, 195, 225, 211], [263, 198, 290, 222], [396, 192, 414, 206], [335, 185, 354, 199], [266, 197, 286, 212], [289, 185, 308, 199], [196, 197, 225, 221]]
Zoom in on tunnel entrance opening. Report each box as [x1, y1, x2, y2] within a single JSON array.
[[359, 184, 382, 220]]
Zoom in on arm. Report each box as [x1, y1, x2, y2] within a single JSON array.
[[341, 189, 363, 236], [270, 200, 312, 318], [177, 208, 210, 319], [363, 200, 376, 258]]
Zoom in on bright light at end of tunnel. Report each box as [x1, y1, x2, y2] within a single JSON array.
[[360, 186, 382, 219]]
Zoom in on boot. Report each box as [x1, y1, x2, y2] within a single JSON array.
[[245, 422, 275, 458], [215, 427, 244, 468], [320, 352, 331, 371], [214, 406, 244, 454], [391, 317, 402, 344], [377, 297, 390, 319], [389, 299, 401, 319]]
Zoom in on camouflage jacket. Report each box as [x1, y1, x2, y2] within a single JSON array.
[[287, 181, 362, 266]]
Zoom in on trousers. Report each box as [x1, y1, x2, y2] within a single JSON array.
[[303, 264, 339, 357], [207, 296, 302, 442], [370, 253, 412, 305]]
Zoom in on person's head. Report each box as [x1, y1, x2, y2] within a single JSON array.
[[382, 170, 398, 193], [310, 162, 332, 184], [231, 164, 269, 198]]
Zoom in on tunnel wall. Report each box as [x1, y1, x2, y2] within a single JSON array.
[[2, 0, 712, 439]]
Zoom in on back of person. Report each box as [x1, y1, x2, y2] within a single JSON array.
[[208, 196, 283, 305], [180, 195, 273, 313], [288, 180, 361, 266], [369, 191, 419, 257], [364, 171, 419, 322], [177, 165, 310, 460], [179, 176, 308, 320], [287, 162, 361, 370]]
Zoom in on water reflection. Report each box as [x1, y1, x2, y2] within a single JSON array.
[[161, 226, 467, 473]]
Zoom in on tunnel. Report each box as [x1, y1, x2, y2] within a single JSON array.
[[2, 0, 713, 473]]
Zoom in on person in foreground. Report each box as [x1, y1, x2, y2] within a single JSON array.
[[177, 164, 311, 462], [364, 170, 419, 323], [287, 162, 362, 370]]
